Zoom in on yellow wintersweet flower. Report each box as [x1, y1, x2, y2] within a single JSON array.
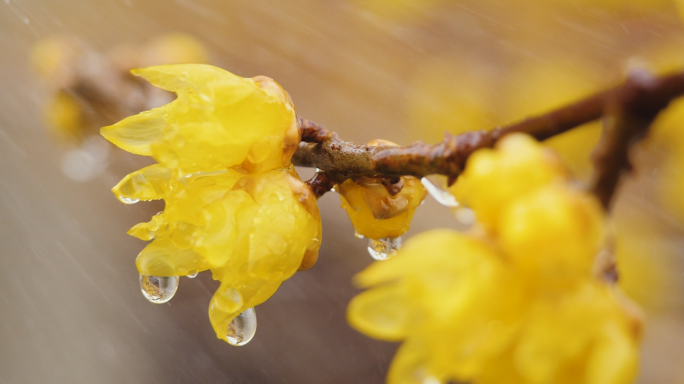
[[338, 176, 427, 240], [115, 165, 321, 341], [450, 133, 566, 231], [101, 64, 300, 174], [499, 185, 605, 287], [44, 91, 83, 140], [349, 231, 641, 384], [349, 134, 642, 384], [337, 140, 427, 240], [104, 64, 323, 344]]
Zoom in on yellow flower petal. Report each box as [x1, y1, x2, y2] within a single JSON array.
[[208, 278, 281, 341], [128, 212, 167, 241], [586, 322, 639, 384], [112, 164, 172, 202], [132, 64, 236, 93], [100, 110, 167, 156], [136, 237, 209, 276], [387, 339, 432, 384], [337, 175, 427, 240], [347, 283, 411, 341]]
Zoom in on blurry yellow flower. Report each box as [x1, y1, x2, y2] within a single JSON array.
[[31, 36, 83, 87], [101, 64, 300, 174], [349, 230, 641, 384], [499, 185, 605, 287], [44, 91, 83, 139], [337, 140, 427, 240], [349, 134, 641, 384], [450, 133, 566, 231]]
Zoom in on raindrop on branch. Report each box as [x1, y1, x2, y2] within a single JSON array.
[[421, 175, 459, 207], [226, 307, 257, 346], [140, 275, 179, 304], [368, 237, 402, 260]]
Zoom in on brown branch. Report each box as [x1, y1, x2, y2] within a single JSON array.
[[589, 70, 669, 210], [294, 70, 684, 201], [305, 171, 335, 199], [299, 117, 335, 143]]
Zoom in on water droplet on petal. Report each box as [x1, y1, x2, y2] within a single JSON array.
[[367, 237, 402, 260], [354, 231, 365, 239], [421, 175, 459, 207], [140, 275, 179, 304], [187, 271, 198, 279], [118, 196, 140, 204], [226, 307, 257, 346]]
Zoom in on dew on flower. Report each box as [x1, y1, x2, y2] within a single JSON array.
[[421, 175, 459, 208], [117, 196, 140, 204], [186, 270, 198, 278], [139, 274, 179, 304], [226, 307, 257, 346], [367, 237, 402, 260]]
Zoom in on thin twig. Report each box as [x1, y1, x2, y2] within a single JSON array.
[[295, 70, 684, 200], [589, 70, 669, 210]]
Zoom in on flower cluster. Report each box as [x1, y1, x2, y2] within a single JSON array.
[[102, 64, 322, 343], [348, 134, 642, 384]]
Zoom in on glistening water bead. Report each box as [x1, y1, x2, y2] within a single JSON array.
[[117, 196, 140, 204], [139, 275, 179, 304], [367, 237, 402, 260], [226, 307, 257, 346], [420, 175, 459, 208]]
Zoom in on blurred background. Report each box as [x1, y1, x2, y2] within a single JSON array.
[[2, 0, 684, 383]]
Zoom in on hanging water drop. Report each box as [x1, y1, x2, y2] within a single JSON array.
[[118, 196, 140, 204], [187, 271, 198, 279], [367, 237, 402, 260], [226, 307, 257, 346], [140, 274, 179, 304], [421, 175, 459, 207], [354, 231, 365, 239]]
